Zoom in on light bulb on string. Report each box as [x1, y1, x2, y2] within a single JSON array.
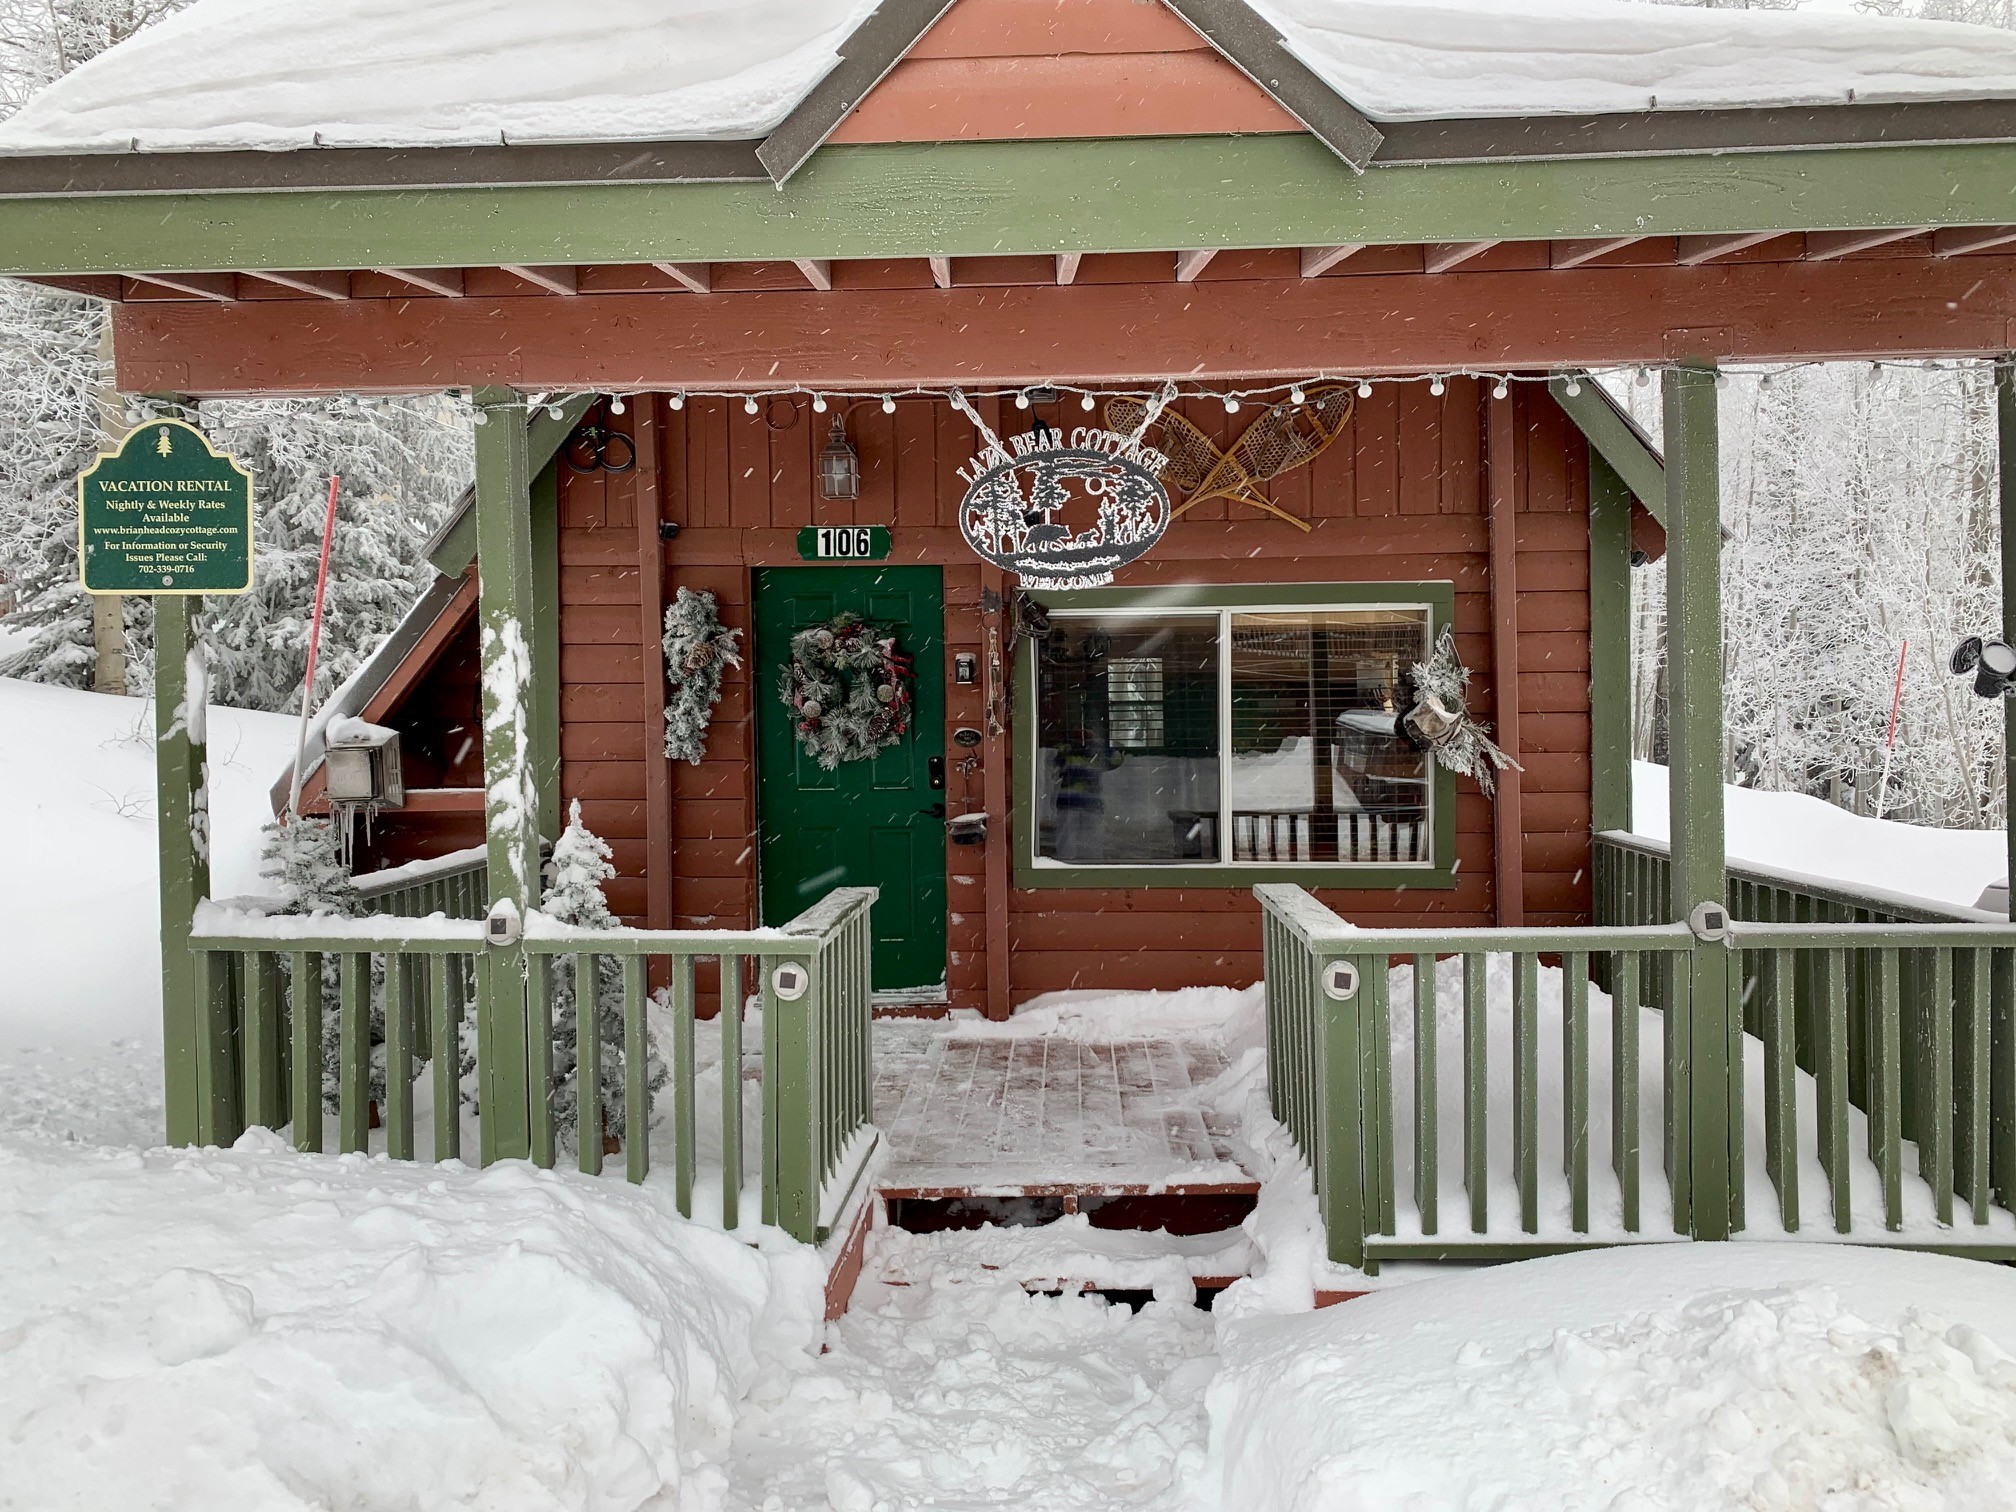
[[1015, 391, 1031, 410], [1493, 379, 1510, 401], [882, 396, 896, 414], [547, 403, 565, 420], [1564, 376, 1583, 397], [1081, 393, 1096, 412], [811, 394, 828, 414], [609, 396, 626, 416], [743, 396, 760, 416], [1634, 366, 1652, 388], [1357, 380, 1373, 399], [1290, 386, 1306, 406], [669, 393, 686, 411], [1224, 395, 1241, 413], [1429, 375, 1446, 397]]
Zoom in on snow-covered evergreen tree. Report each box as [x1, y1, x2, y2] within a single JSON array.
[[0, 2, 473, 707], [541, 800, 667, 1149]]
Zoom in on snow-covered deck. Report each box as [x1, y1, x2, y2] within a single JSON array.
[[872, 1016, 1255, 1199]]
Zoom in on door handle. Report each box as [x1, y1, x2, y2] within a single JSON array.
[[928, 755, 946, 790], [921, 802, 947, 820]]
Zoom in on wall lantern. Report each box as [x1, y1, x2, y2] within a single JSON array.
[[324, 720, 405, 807], [819, 415, 860, 501], [1951, 636, 2016, 699]]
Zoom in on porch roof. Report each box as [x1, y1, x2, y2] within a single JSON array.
[[0, 0, 2014, 193]]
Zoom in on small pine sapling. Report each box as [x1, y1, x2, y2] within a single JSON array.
[[542, 800, 668, 1149]]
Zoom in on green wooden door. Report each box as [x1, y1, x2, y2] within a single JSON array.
[[754, 566, 946, 995]]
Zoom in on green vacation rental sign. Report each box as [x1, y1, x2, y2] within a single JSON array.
[[79, 419, 253, 596]]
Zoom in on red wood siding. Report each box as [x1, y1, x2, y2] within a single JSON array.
[[362, 381, 1596, 1014]]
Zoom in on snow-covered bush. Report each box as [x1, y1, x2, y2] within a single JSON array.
[[542, 800, 667, 1148]]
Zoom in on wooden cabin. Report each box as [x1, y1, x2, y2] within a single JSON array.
[[286, 379, 1665, 1015], [7, 0, 2016, 1278]]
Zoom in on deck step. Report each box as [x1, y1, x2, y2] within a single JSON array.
[[873, 1214, 1254, 1303]]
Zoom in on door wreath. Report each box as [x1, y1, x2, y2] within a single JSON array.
[[779, 613, 915, 769]]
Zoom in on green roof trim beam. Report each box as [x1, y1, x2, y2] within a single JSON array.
[[1550, 375, 1667, 524], [4, 138, 2016, 278]]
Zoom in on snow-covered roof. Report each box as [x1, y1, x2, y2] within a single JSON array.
[[1252, 0, 2016, 123], [0, 0, 2013, 158], [0, 0, 885, 155]]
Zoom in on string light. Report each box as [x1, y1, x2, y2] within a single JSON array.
[[546, 403, 565, 420], [452, 361, 1993, 433]]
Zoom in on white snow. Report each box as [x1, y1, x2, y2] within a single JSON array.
[[0, 676, 294, 1060], [0, 0, 883, 155], [1, 0, 2012, 156], [0, 1129, 822, 1512], [1632, 760, 2008, 916], [1255, 0, 2016, 122], [1206, 1243, 2016, 1512]]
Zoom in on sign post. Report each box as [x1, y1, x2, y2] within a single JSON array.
[[79, 418, 253, 596]]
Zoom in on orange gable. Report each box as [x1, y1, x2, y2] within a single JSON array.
[[828, 0, 1303, 146]]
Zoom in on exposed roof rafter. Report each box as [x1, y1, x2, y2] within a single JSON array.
[[1675, 231, 1781, 265], [1803, 226, 1926, 260], [1175, 248, 1220, 283], [1551, 236, 1644, 269], [137, 270, 236, 301], [652, 261, 711, 293], [377, 267, 465, 297], [794, 258, 833, 291], [1423, 240, 1498, 273], [1934, 225, 2016, 257], [243, 268, 350, 299], [929, 255, 953, 289], [1300, 244, 1365, 277], [502, 264, 578, 295], [1055, 253, 1083, 286]]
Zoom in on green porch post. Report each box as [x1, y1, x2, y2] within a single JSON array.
[[1664, 364, 1732, 1239], [474, 386, 540, 1163], [156, 594, 238, 1145], [2001, 358, 2016, 921], [1589, 454, 1634, 837]]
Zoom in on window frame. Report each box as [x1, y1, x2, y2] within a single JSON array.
[[1013, 581, 1460, 890]]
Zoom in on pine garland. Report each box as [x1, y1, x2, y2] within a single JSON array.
[[662, 587, 741, 764], [1403, 626, 1523, 797], [779, 612, 915, 770]]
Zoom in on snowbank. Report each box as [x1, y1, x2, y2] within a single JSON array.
[[1632, 760, 2007, 915], [1206, 1243, 2016, 1512], [0, 1129, 822, 1512], [1, 0, 2012, 156], [0, 677, 295, 1055]]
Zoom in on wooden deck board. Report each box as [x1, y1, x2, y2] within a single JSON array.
[[874, 1021, 1251, 1196]]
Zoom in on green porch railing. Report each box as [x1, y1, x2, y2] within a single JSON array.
[[350, 846, 489, 921], [1257, 883, 2016, 1272], [186, 886, 879, 1245]]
